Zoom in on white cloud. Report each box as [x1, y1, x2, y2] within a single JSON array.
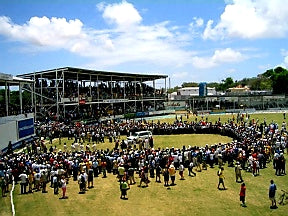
[[98, 0, 142, 30], [203, 0, 288, 39], [0, 11, 192, 68], [192, 48, 244, 69], [189, 17, 204, 38], [0, 1, 250, 73], [212, 48, 243, 63], [194, 17, 204, 27], [0, 16, 85, 49]]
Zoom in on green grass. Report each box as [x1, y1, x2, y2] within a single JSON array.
[[0, 112, 288, 216], [2, 156, 287, 216]]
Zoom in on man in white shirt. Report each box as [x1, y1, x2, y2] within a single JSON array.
[[179, 163, 185, 180], [34, 171, 41, 191], [19, 172, 28, 194]]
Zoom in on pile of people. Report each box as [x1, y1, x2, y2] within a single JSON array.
[[0, 114, 287, 203]]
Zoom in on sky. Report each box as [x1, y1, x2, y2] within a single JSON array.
[[0, 0, 288, 88]]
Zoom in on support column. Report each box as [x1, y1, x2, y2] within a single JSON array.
[[123, 80, 126, 114], [153, 80, 156, 111], [5, 81, 8, 116], [89, 74, 92, 116], [97, 75, 99, 102], [31, 82, 34, 117], [63, 70, 65, 118], [40, 73, 43, 108], [90, 75, 92, 100], [19, 82, 23, 114], [56, 69, 59, 119], [134, 79, 137, 112], [111, 76, 113, 110], [77, 72, 80, 114], [141, 78, 143, 112], [33, 72, 36, 119], [164, 77, 167, 100]]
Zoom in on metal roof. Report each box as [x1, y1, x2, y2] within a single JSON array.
[[0, 73, 34, 85], [17, 67, 167, 82]]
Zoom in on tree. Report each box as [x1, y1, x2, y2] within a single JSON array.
[[262, 67, 288, 94], [181, 82, 198, 88], [217, 77, 235, 91], [167, 86, 181, 94]]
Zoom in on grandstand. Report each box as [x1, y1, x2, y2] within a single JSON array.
[[18, 67, 168, 122], [0, 72, 35, 151]]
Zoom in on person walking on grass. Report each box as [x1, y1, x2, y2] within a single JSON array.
[[53, 174, 59, 195], [120, 178, 129, 200], [235, 161, 243, 183], [155, 163, 162, 183], [239, 183, 247, 207], [188, 161, 196, 177], [168, 164, 176, 186], [78, 171, 86, 194], [19, 171, 28, 194], [217, 167, 226, 190], [0, 177, 6, 197], [41, 170, 48, 193], [163, 166, 169, 187], [179, 162, 185, 180], [59, 175, 68, 199], [269, 179, 277, 209], [138, 169, 148, 187], [88, 167, 94, 189]]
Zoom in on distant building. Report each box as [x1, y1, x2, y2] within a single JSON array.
[[226, 86, 250, 95], [169, 86, 216, 100], [177, 87, 216, 96]]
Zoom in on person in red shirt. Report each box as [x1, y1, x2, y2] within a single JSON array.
[[239, 183, 247, 207], [101, 159, 107, 178]]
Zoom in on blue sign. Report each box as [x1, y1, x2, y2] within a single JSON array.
[[18, 118, 34, 139], [136, 112, 149, 117], [199, 82, 207, 96]]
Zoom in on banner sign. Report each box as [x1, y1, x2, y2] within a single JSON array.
[[103, 99, 129, 103], [79, 99, 86, 105], [18, 118, 34, 139], [136, 112, 149, 117]]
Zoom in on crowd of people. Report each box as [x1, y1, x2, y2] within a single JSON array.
[[35, 78, 165, 103], [0, 113, 287, 207]]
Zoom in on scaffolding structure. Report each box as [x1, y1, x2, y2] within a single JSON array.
[[18, 67, 168, 120], [0, 73, 34, 117]]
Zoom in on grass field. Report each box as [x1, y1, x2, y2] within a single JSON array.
[[0, 112, 288, 216]]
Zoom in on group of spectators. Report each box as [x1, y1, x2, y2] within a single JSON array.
[[0, 113, 287, 203], [35, 78, 165, 103]]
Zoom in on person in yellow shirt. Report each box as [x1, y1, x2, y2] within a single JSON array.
[[217, 167, 226, 190], [168, 164, 176, 186], [28, 170, 34, 193]]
